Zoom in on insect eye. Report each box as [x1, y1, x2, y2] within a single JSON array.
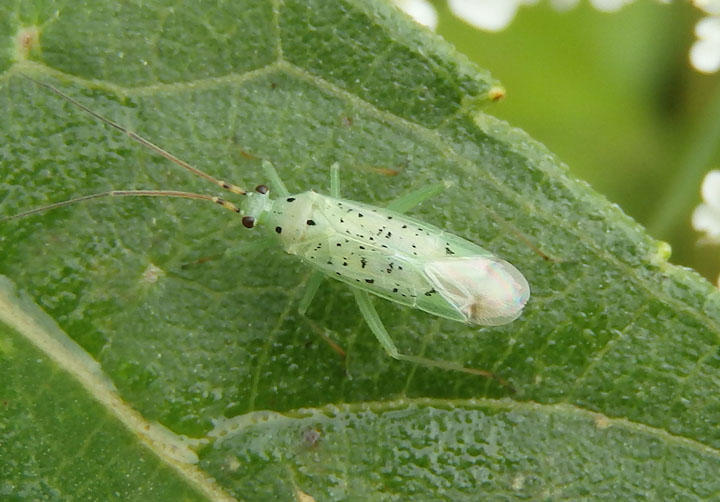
[[241, 216, 256, 228], [255, 184, 269, 194]]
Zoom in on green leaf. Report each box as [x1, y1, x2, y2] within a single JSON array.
[[1, 0, 718, 499]]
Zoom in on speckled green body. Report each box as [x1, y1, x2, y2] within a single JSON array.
[[257, 191, 529, 326]]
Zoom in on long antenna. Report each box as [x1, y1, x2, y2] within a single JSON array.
[[0, 190, 241, 223], [21, 75, 247, 195]]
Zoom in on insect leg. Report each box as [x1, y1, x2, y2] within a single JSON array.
[[387, 178, 555, 262], [352, 289, 512, 388], [261, 160, 290, 198], [352, 289, 403, 357], [385, 182, 449, 214], [329, 162, 341, 198], [298, 271, 325, 316], [221, 236, 275, 262], [299, 272, 348, 360]]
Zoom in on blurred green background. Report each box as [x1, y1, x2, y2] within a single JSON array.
[[432, 0, 720, 281]]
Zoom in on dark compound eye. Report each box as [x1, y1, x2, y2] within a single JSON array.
[[255, 184, 269, 194], [241, 216, 256, 228]]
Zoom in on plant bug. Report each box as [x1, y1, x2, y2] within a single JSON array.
[[3, 76, 530, 382]]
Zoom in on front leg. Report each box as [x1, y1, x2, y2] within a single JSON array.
[[261, 160, 291, 198], [329, 162, 341, 198]]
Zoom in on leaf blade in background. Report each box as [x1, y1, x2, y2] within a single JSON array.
[[1, 0, 719, 499]]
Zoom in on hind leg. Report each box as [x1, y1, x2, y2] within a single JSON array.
[[352, 289, 510, 387]]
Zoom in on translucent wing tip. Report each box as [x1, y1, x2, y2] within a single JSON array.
[[424, 256, 530, 326]]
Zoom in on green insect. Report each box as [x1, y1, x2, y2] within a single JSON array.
[[3, 78, 530, 380]]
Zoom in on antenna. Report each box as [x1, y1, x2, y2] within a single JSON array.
[[0, 190, 241, 223], [2, 76, 251, 223], [21, 75, 247, 195]]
